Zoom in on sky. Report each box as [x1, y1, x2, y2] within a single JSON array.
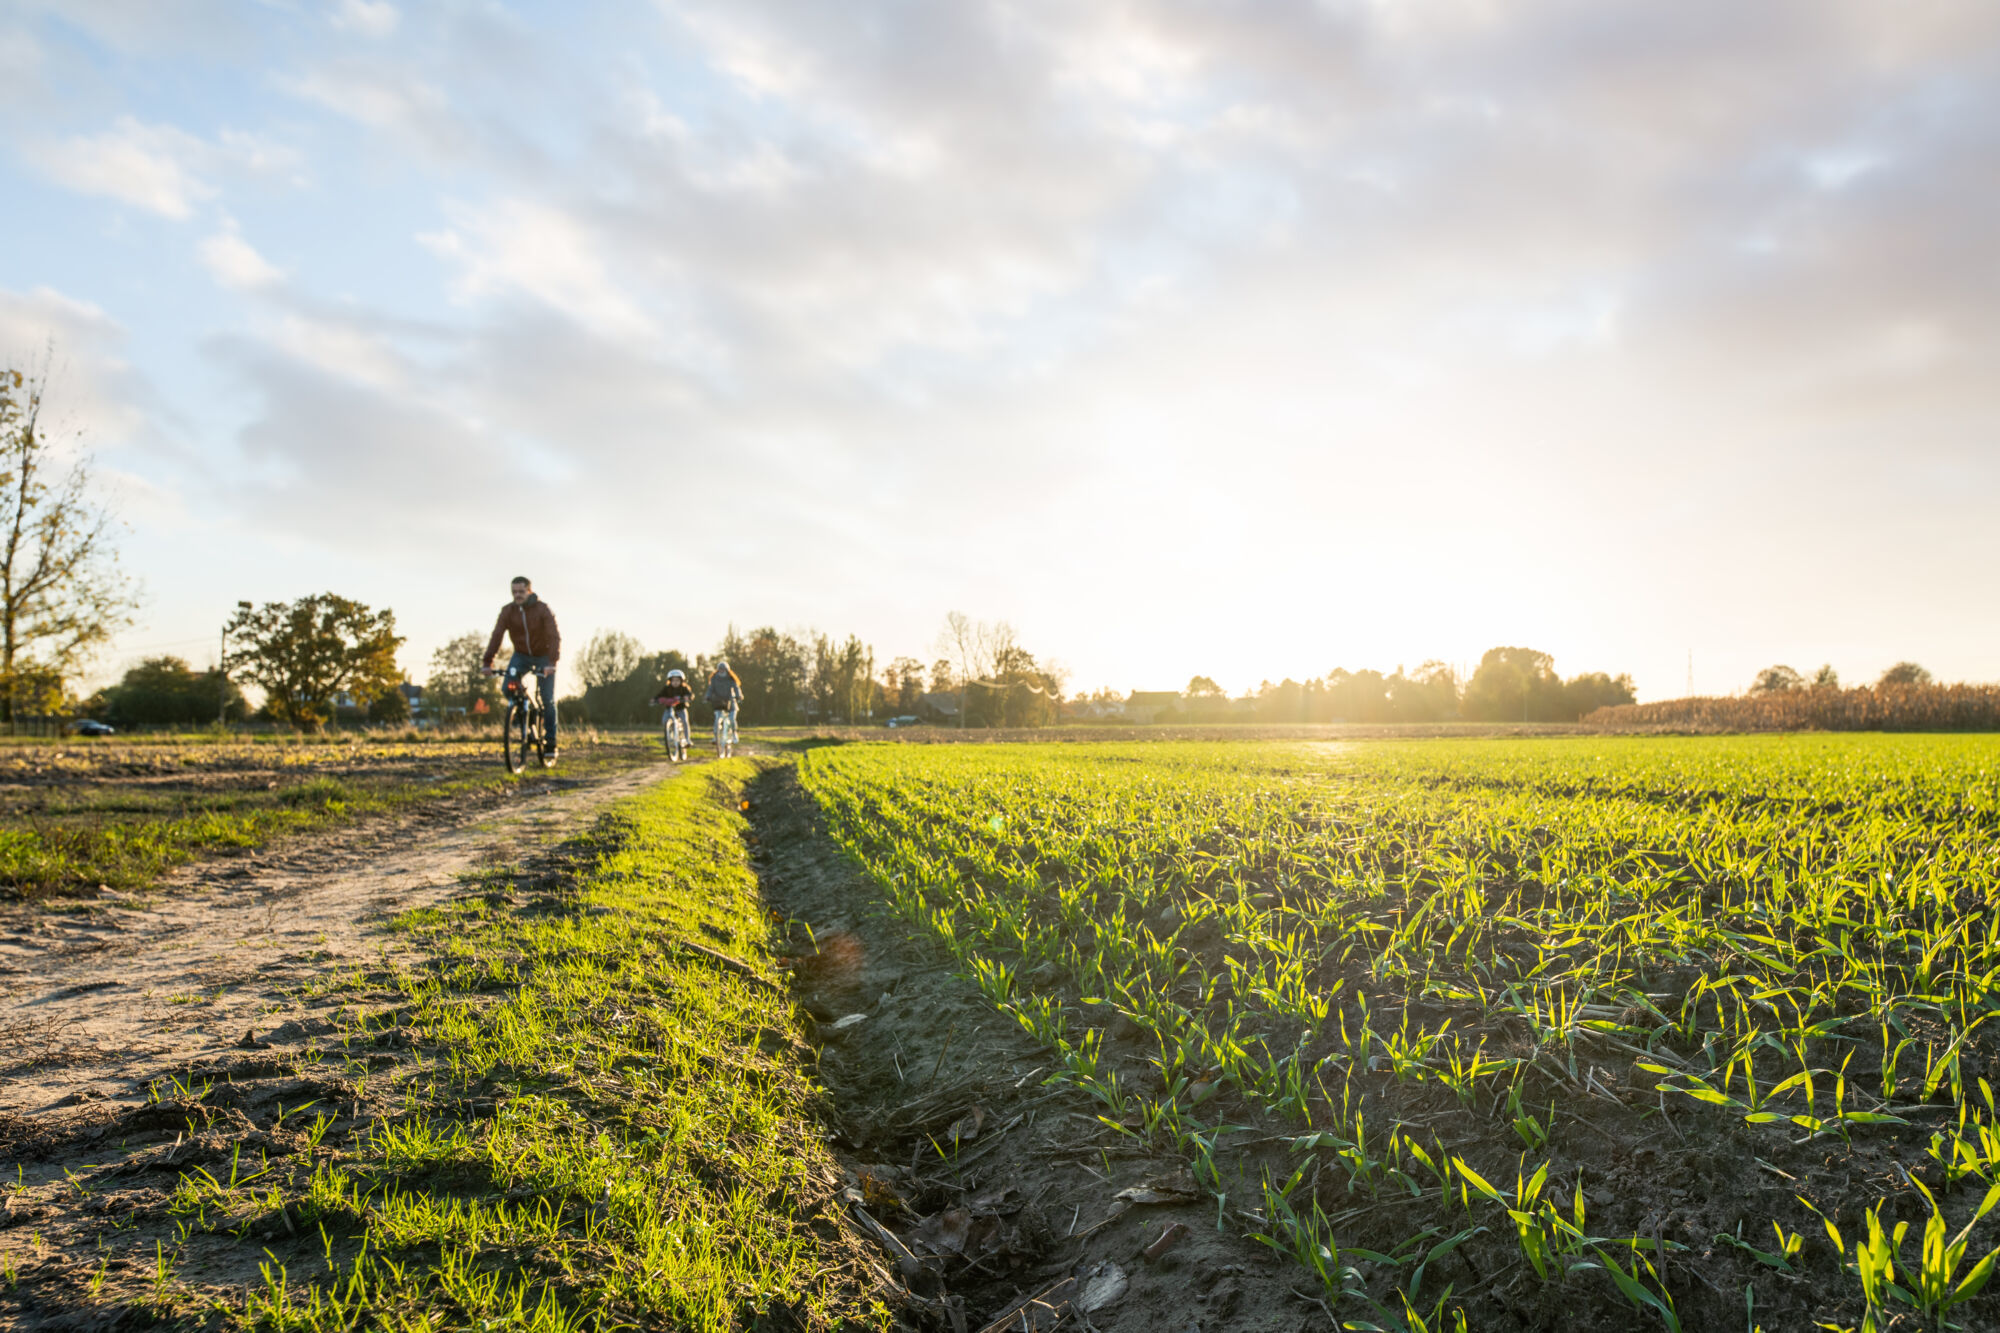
[[2, 0, 1997, 701]]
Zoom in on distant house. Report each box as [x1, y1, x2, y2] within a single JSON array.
[[915, 691, 961, 723], [1068, 698, 1127, 720], [1124, 690, 1182, 724]]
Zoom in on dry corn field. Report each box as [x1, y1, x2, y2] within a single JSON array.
[[799, 735, 2000, 1332], [1589, 684, 2000, 734]]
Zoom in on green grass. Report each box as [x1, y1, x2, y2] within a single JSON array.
[[145, 758, 880, 1331], [799, 734, 2000, 1332]]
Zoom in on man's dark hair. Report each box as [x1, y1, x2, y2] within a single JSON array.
[[511, 576, 532, 588]]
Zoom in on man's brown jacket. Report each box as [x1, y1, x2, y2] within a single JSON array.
[[483, 595, 561, 666]]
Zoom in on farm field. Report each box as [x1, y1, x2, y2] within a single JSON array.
[[799, 734, 2000, 1331], [11, 731, 2000, 1332], [0, 733, 662, 901]]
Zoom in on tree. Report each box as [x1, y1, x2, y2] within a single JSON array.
[[0, 357, 140, 720], [225, 593, 404, 732], [577, 630, 645, 690], [1811, 664, 1840, 690], [427, 632, 501, 715], [1461, 647, 1564, 722], [1563, 671, 1636, 716], [1879, 661, 1932, 688], [709, 625, 807, 725], [568, 647, 689, 724], [806, 633, 873, 722], [1750, 664, 1804, 695], [884, 657, 925, 711], [95, 655, 246, 727], [1388, 661, 1460, 722]]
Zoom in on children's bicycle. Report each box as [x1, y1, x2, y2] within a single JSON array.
[[712, 705, 737, 758], [658, 703, 690, 761]]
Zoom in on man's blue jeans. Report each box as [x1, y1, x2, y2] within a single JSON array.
[[507, 653, 557, 747]]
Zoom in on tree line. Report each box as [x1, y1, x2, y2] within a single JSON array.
[[1132, 647, 1634, 726]]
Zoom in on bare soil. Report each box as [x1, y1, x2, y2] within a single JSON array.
[[751, 766, 1313, 1333]]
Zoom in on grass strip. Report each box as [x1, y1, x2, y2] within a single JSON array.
[[209, 756, 881, 1331]]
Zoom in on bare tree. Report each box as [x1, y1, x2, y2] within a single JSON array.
[[0, 355, 140, 722]]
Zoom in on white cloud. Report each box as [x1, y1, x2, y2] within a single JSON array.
[[33, 116, 213, 219], [331, 0, 400, 39], [421, 200, 661, 346], [0, 286, 153, 451], [29, 116, 304, 219], [199, 225, 284, 291]]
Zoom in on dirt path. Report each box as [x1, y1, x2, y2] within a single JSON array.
[[0, 757, 674, 1118]]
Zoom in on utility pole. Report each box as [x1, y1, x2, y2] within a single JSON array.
[[1687, 649, 1694, 698]]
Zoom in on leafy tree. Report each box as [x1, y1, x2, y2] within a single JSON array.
[[225, 593, 404, 732], [883, 657, 925, 711], [1563, 671, 1636, 717], [96, 655, 246, 726], [1879, 661, 1932, 687], [1811, 664, 1840, 690], [426, 632, 502, 715], [0, 358, 141, 720], [1389, 661, 1461, 721], [1461, 647, 1565, 722], [577, 630, 645, 690], [709, 625, 807, 725], [569, 648, 690, 724], [1750, 664, 1805, 695], [1184, 675, 1231, 722]]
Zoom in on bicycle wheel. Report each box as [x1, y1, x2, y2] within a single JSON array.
[[534, 710, 554, 768], [503, 705, 526, 774]]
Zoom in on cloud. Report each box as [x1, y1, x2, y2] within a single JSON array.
[[420, 199, 664, 348], [0, 286, 156, 451], [13, 0, 2000, 693], [27, 114, 304, 219], [199, 224, 284, 291], [330, 1, 400, 39], [32, 116, 215, 219]]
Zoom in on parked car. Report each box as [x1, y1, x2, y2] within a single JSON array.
[[74, 720, 116, 736], [885, 715, 921, 729]]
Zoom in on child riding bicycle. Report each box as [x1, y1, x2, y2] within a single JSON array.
[[652, 668, 694, 758], [706, 661, 743, 753]]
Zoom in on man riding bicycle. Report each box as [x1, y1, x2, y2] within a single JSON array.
[[652, 668, 694, 757], [481, 576, 562, 759]]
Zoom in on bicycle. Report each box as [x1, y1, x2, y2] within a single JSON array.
[[712, 704, 737, 758], [493, 664, 554, 774], [657, 702, 690, 761]]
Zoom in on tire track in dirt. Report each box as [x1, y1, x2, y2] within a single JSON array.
[[0, 756, 675, 1118]]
